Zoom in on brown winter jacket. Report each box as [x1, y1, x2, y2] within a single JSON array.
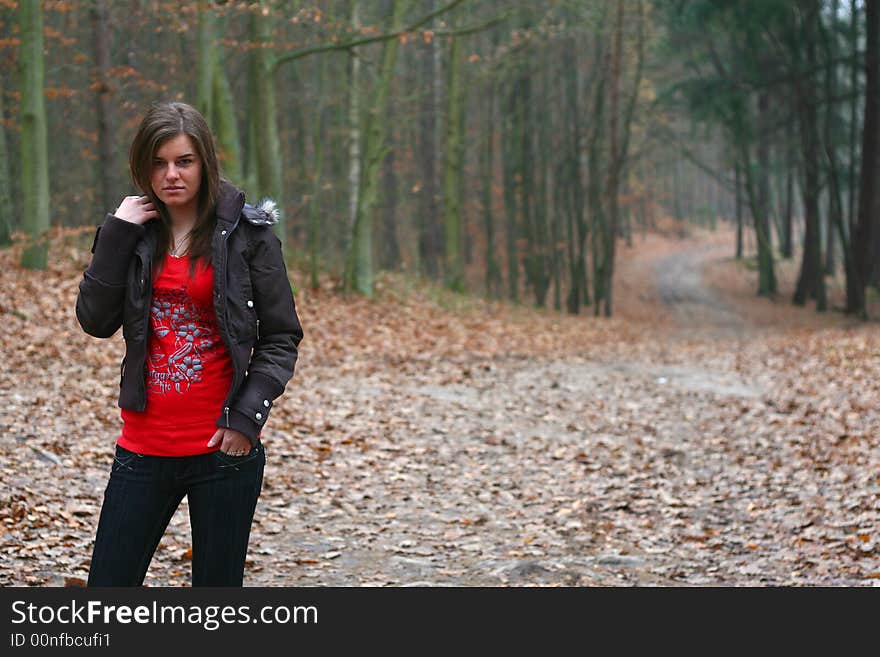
[[75, 180, 303, 445]]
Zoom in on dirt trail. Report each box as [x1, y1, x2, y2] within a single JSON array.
[[227, 230, 872, 587], [3, 227, 876, 587], [653, 242, 749, 338]]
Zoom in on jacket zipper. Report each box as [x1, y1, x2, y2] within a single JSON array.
[[217, 213, 243, 411], [256, 318, 260, 341], [137, 243, 153, 411]]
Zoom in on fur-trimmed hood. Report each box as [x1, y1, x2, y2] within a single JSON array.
[[216, 180, 280, 227], [242, 198, 280, 226]]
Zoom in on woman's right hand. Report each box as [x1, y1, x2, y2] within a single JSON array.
[[114, 195, 158, 225]]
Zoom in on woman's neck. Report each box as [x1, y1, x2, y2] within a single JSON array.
[[168, 211, 197, 238]]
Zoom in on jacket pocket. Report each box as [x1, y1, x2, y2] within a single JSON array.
[[227, 297, 257, 343]]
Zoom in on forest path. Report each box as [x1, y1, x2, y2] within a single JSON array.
[[233, 231, 874, 587], [652, 241, 750, 338], [2, 227, 875, 588]]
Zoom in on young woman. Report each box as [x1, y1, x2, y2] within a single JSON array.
[[76, 101, 303, 586]]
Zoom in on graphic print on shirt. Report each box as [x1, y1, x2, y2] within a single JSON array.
[[147, 287, 218, 395]]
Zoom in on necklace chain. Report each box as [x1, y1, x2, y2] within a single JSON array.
[[169, 232, 191, 258]]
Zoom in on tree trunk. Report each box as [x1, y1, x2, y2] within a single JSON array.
[[793, 0, 828, 311], [248, 1, 284, 241], [547, 57, 562, 312], [589, 123, 607, 316], [735, 163, 743, 259], [309, 52, 328, 290], [521, 68, 550, 308], [552, 155, 563, 311], [212, 41, 243, 184], [418, 1, 441, 279], [755, 92, 777, 296], [602, 0, 644, 316], [782, 124, 794, 259], [531, 83, 552, 308], [867, 2, 880, 287], [344, 2, 362, 274], [563, 35, 586, 315], [0, 82, 12, 246], [757, 92, 773, 246], [19, 0, 50, 270], [847, 0, 860, 249], [380, 137, 401, 270], [344, 0, 411, 296], [623, 174, 633, 246], [738, 135, 777, 296], [481, 68, 502, 299], [852, 0, 879, 315], [822, 0, 841, 277], [90, 0, 120, 216], [195, 5, 242, 184], [443, 9, 466, 291], [589, 38, 609, 316], [603, 0, 623, 317], [196, 0, 215, 125], [502, 81, 520, 303]]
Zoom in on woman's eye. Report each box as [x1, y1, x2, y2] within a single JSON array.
[[179, 159, 193, 165]]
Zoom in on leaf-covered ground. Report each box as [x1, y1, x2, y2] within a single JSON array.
[[1, 224, 878, 586]]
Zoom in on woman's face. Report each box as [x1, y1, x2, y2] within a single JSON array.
[[150, 133, 202, 218]]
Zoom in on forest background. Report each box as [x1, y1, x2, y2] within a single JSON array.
[[3, 0, 877, 315], [0, 0, 878, 586]]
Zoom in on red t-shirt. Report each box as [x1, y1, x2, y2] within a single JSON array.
[[118, 254, 233, 456]]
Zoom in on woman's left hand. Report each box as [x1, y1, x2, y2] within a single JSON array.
[[207, 428, 252, 456]]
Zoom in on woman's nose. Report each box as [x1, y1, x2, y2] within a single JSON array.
[[166, 164, 179, 179]]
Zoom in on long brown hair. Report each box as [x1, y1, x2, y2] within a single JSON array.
[[128, 101, 221, 275]]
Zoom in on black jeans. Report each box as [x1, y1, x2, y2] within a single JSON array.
[[87, 442, 265, 587]]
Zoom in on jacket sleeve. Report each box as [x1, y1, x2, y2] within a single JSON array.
[[75, 214, 145, 338], [224, 227, 303, 443]]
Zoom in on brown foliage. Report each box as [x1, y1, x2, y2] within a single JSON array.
[[0, 226, 877, 586]]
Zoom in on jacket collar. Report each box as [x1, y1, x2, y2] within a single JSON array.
[[216, 179, 246, 225]]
